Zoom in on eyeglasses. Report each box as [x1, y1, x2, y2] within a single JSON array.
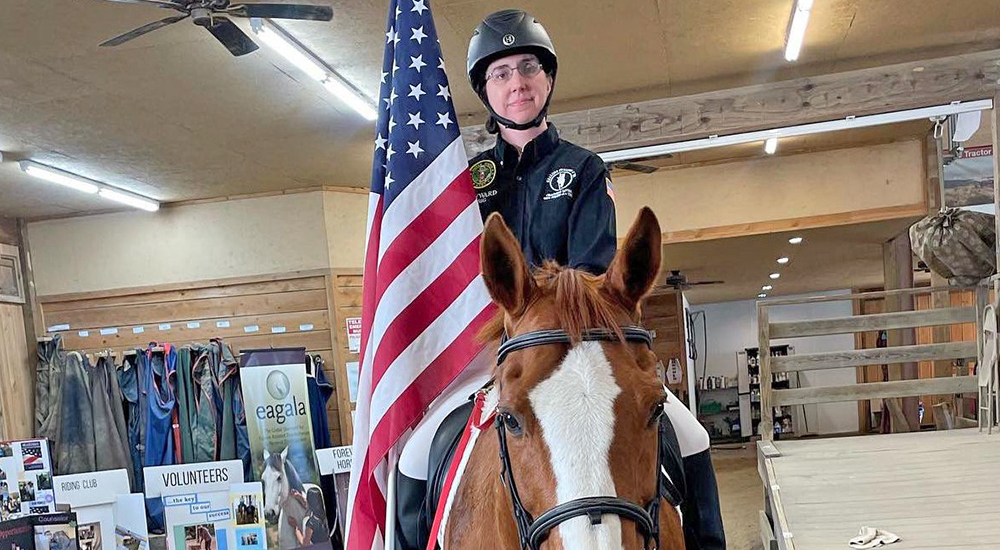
[[485, 58, 543, 84]]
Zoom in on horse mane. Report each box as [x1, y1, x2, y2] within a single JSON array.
[[478, 261, 629, 343], [266, 450, 306, 493]]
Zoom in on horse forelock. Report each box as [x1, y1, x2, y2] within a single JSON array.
[[479, 262, 632, 346]]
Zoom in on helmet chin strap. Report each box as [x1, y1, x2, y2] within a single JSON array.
[[480, 81, 556, 133]]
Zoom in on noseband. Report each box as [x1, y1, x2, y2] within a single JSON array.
[[495, 325, 668, 550]]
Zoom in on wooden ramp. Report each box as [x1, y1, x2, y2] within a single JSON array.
[[759, 429, 1000, 549]]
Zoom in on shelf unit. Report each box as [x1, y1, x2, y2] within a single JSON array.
[[741, 345, 800, 439], [696, 384, 741, 443]]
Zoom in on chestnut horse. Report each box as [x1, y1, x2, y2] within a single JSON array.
[[444, 207, 684, 550]]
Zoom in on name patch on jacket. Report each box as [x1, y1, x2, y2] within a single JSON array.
[[543, 168, 576, 200]]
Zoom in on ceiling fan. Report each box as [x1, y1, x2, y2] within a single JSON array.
[[608, 153, 674, 174], [98, 0, 333, 57], [661, 270, 725, 290]]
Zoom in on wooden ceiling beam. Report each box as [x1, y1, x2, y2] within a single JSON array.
[[461, 49, 1000, 156]]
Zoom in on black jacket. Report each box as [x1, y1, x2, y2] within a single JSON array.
[[471, 124, 617, 275]]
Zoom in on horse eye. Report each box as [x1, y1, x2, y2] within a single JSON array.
[[502, 411, 523, 436], [648, 399, 666, 428]]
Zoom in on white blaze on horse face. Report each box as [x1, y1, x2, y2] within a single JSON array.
[[528, 341, 624, 550], [262, 458, 285, 521]]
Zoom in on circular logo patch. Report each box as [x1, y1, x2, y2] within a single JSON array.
[[546, 168, 577, 192], [265, 371, 291, 401], [502, 34, 516, 46], [471, 160, 497, 190]]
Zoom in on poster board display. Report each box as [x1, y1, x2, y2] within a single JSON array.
[[0, 439, 56, 519], [241, 350, 330, 549], [53, 469, 131, 550], [144, 461, 264, 550]]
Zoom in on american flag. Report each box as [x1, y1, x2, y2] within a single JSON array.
[[344, 0, 495, 548]]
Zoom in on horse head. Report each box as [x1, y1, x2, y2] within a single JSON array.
[[261, 446, 305, 524], [476, 206, 681, 549]]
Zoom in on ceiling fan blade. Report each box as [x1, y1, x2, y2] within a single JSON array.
[[206, 16, 260, 56], [101, 0, 185, 9], [612, 161, 658, 174], [230, 3, 333, 21], [100, 14, 189, 47], [688, 281, 725, 286]]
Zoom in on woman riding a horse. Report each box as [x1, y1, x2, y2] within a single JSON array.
[[394, 9, 726, 550]]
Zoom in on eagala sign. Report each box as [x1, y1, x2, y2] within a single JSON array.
[[255, 370, 308, 424], [255, 395, 307, 425]]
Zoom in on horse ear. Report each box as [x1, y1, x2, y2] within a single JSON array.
[[605, 207, 662, 312], [263, 449, 270, 462], [280, 446, 289, 462], [480, 212, 535, 316]]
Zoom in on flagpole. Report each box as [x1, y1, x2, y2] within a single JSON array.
[[384, 450, 400, 549]]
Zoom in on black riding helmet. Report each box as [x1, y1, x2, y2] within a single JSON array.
[[467, 9, 557, 133]]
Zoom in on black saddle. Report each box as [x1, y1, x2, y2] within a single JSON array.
[[394, 398, 687, 550]]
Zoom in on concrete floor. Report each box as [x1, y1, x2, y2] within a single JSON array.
[[712, 443, 765, 550]]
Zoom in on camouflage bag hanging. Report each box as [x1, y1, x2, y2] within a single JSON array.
[[909, 207, 996, 286]]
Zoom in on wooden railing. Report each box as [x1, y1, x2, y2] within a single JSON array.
[[757, 285, 983, 440]]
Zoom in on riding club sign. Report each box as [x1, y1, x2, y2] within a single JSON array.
[[240, 349, 332, 549]]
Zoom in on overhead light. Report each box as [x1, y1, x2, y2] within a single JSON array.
[[323, 78, 378, 121], [250, 18, 377, 120], [99, 188, 159, 212], [789, 237, 803, 244], [598, 99, 993, 163], [777, 257, 790, 264], [764, 137, 778, 155], [784, 0, 813, 62], [762, 285, 773, 291], [770, 273, 781, 280], [20, 161, 99, 194], [758, 293, 767, 298], [19, 160, 159, 211]]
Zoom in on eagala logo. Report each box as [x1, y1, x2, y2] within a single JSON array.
[[543, 168, 576, 201], [257, 370, 307, 425]]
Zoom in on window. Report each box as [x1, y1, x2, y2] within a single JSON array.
[[0, 244, 24, 304]]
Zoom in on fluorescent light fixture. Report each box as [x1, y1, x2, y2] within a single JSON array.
[[770, 273, 781, 280], [99, 188, 159, 212], [785, 0, 813, 62], [762, 285, 773, 291], [20, 160, 159, 211], [252, 23, 327, 80], [598, 99, 993, 163], [19, 161, 99, 194], [764, 137, 778, 154], [758, 293, 768, 298], [777, 257, 790, 264], [251, 18, 377, 120], [789, 237, 803, 244], [323, 78, 378, 121]]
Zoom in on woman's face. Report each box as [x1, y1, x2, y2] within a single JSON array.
[[484, 53, 552, 125]]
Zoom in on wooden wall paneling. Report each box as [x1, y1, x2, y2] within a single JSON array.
[[57, 310, 330, 350], [641, 290, 688, 400], [328, 272, 363, 444], [41, 277, 326, 314], [326, 274, 361, 445], [36, 271, 343, 447], [0, 303, 32, 439], [44, 289, 328, 330], [38, 269, 332, 303]]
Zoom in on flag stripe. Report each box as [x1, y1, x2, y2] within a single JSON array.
[[369, 270, 493, 435], [370, 237, 482, 391], [378, 138, 467, 262], [368, 303, 496, 464], [375, 169, 474, 305], [365, 202, 485, 384]]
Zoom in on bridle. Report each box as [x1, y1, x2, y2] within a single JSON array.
[[494, 326, 668, 550]]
